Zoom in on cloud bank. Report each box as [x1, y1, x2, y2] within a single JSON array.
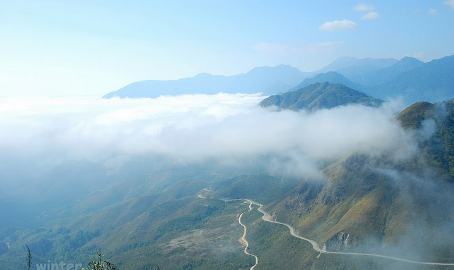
[[319, 20, 358, 31], [444, 0, 454, 10], [355, 3, 379, 20], [362, 11, 380, 20], [0, 94, 415, 179]]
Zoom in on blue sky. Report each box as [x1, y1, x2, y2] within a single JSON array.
[[0, 0, 453, 96]]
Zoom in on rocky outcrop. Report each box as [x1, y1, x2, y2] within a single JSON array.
[[326, 232, 358, 251]]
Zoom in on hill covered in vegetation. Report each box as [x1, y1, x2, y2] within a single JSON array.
[[259, 82, 383, 111]]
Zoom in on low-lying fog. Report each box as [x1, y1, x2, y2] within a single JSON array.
[[0, 93, 415, 187]]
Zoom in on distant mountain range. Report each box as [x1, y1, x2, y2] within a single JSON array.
[[306, 55, 454, 105], [103, 57, 397, 99], [317, 56, 398, 74], [103, 54, 454, 105], [103, 65, 307, 98], [371, 55, 454, 104], [335, 56, 425, 86], [259, 82, 383, 111]]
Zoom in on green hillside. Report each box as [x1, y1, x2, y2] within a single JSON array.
[[259, 82, 383, 111], [396, 99, 454, 181], [256, 98, 454, 269]]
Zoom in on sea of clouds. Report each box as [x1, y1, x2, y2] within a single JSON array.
[[0, 94, 415, 180]]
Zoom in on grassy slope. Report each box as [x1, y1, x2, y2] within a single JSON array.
[[239, 99, 454, 270]]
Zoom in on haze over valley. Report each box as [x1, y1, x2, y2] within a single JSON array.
[[1, 1, 454, 270]]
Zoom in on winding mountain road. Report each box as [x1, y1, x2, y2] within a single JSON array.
[[241, 199, 454, 267], [238, 202, 259, 270]]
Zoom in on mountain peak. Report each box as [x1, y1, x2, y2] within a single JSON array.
[[194, 72, 214, 78], [259, 82, 382, 111], [395, 56, 424, 68], [291, 71, 364, 92], [396, 101, 435, 130]]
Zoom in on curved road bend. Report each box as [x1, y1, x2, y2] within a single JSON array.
[[244, 199, 454, 267], [238, 203, 259, 270]]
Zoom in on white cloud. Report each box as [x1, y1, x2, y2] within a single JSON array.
[[0, 94, 416, 179], [362, 11, 380, 20], [355, 3, 375, 11], [429, 8, 438, 15], [319, 20, 358, 31], [444, 0, 454, 9], [355, 2, 379, 20]]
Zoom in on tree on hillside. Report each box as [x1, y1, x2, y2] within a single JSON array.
[[24, 245, 32, 270], [83, 252, 116, 270]]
